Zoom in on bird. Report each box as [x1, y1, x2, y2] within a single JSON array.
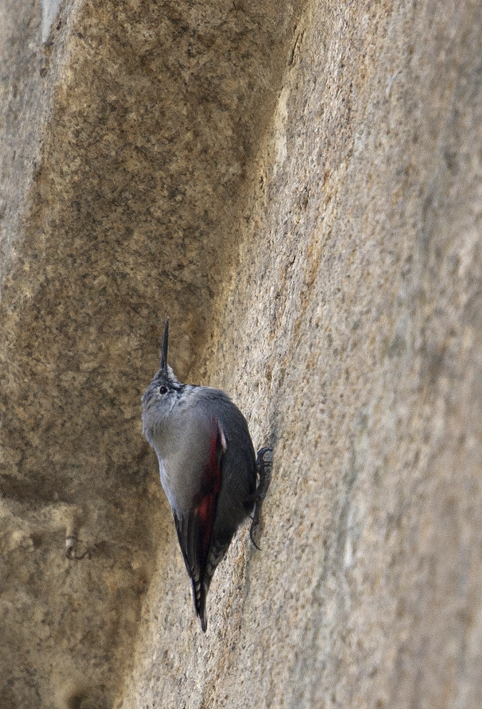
[[142, 318, 270, 631]]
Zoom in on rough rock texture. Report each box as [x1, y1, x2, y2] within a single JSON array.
[[41, 0, 64, 42], [1, 0, 482, 708]]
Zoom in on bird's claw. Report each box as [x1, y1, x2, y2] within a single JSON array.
[[250, 447, 273, 549]]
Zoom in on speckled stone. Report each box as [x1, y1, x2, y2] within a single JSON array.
[[2, 0, 482, 708]]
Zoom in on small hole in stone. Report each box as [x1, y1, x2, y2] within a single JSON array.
[[67, 692, 86, 709], [30, 533, 42, 549]]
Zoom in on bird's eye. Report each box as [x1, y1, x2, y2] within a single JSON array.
[[159, 386, 168, 395]]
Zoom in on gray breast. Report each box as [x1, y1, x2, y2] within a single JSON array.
[[154, 402, 215, 513]]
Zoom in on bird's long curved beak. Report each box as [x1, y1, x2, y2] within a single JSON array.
[[160, 318, 169, 373]]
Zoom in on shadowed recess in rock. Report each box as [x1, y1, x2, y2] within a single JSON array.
[[0, 0, 302, 706]]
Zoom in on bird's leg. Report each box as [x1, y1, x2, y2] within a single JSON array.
[[250, 447, 273, 550]]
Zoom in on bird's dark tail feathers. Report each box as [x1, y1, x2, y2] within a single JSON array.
[[192, 580, 208, 632], [192, 537, 232, 631]]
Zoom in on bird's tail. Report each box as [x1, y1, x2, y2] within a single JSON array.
[[191, 537, 232, 631], [192, 580, 208, 632]]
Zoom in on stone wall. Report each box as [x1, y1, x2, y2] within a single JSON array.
[[1, 1, 482, 707]]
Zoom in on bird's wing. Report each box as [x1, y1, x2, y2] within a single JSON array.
[[173, 416, 226, 631]]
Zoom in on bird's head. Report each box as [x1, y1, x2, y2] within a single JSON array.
[[141, 318, 184, 418]]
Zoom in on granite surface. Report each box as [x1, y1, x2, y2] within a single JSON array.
[[1, 1, 482, 708]]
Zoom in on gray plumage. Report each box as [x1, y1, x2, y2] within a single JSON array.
[[142, 319, 257, 631]]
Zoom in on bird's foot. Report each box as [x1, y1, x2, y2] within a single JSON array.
[[250, 447, 273, 549]]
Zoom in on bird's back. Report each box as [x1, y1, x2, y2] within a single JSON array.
[[172, 388, 257, 629]]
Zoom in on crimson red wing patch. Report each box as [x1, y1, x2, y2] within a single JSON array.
[[192, 418, 224, 562]]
